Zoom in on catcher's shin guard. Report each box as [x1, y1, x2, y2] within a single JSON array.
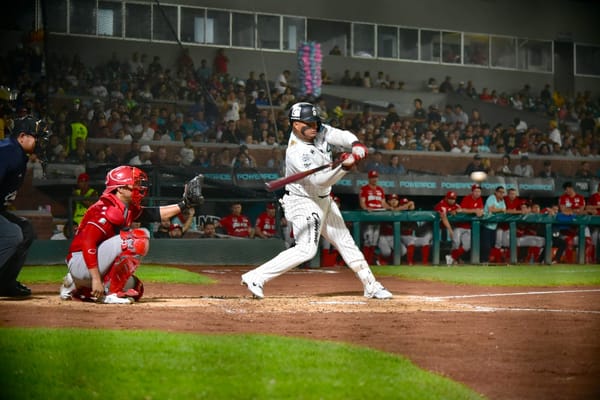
[[104, 228, 150, 297]]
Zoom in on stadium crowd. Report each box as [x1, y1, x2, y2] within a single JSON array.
[[0, 42, 599, 171]]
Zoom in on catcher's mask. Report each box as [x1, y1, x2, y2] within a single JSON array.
[[104, 166, 149, 207]]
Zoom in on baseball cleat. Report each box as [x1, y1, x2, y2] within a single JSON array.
[[59, 273, 75, 300], [364, 281, 393, 299], [101, 293, 134, 304], [445, 255, 455, 266], [241, 274, 264, 299]]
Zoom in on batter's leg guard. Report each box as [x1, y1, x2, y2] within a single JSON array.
[[349, 261, 392, 299], [421, 245, 430, 265]]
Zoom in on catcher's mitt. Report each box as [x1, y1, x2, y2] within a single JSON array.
[[179, 174, 204, 210]]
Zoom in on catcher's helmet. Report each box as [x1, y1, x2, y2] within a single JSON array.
[[288, 102, 322, 131], [104, 166, 149, 206]]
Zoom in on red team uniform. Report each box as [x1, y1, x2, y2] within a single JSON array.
[[220, 214, 253, 237], [255, 211, 277, 237], [559, 190, 591, 262], [359, 173, 387, 264]]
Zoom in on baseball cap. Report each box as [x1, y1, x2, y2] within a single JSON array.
[[368, 170, 379, 178], [473, 154, 481, 160], [471, 184, 481, 191], [387, 193, 399, 201], [399, 197, 410, 205], [140, 145, 153, 153], [77, 173, 90, 182], [446, 190, 457, 200], [169, 224, 182, 231], [266, 203, 275, 210]]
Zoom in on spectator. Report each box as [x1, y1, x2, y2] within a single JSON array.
[[439, 76, 454, 93], [513, 155, 534, 177], [72, 173, 99, 226], [363, 151, 385, 174], [213, 48, 229, 76], [446, 184, 484, 265], [179, 137, 195, 166], [329, 45, 342, 55], [274, 70, 291, 95], [464, 154, 487, 175], [495, 154, 513, 176], [196, 59, 211, 84], [219, 202, 254, 238], [548, 120, 562, 147], [575, 161, 594, 178], [255, 203, 278, 239], [362, 71, 372, 88], [220, 120, 243, 144], [129, 144, 153, 165], [359, 170, 390, 264], [538, 160, 557, 178], [381, 154, 406, 175]]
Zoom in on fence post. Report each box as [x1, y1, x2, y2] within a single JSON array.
[[393, 221, 401, 265], [509, 221, 518, 264], [471, 220, 481, 264]]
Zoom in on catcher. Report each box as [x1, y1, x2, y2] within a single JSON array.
[[59, 166, 203, 304]]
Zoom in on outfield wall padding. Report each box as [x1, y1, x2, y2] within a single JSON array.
[[25, 239, 288, 266]]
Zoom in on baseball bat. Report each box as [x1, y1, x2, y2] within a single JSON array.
[[265, 159, 343, 192]]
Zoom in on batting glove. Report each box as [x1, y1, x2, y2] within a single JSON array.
[[351, 141, 368, 161], [340, 153, 356, 170]]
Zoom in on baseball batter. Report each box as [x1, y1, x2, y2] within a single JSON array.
[[241, 102, 392, 299], [59, 166, 204, 304]]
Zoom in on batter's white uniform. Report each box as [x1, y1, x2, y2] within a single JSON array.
[[242, 123, 391, 299]]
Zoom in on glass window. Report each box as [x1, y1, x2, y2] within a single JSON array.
[[420, 30, 440, 62], [232, 12, 254, 47], [517, 39, 552, 72], [377, 26, 398, 59], [575, 44, 600, 76], [206, 10, 230, 45], [125, 3, 150, 40], [399, 28, 418, 60], [308, 19, 350, 57], [283, 17, 304, 51], [69, 0, 95, 35], [153, 4, 178, 42], [442, 31, 461, 63], [46, 0, 67, 33], [464, 33, 488, 66], [181, 7, 205, 43], [258, 14, 280, 49], [353, 23, 375, 57], [98, 1, 122, 37], [491, 36, 516, 69]]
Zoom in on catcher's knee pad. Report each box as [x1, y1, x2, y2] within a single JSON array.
[[120, 228, 150, 256]]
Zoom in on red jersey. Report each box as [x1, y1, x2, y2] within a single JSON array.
[[588, 192, 600, 215], [559, 193, 586, 212], [220, 214, 252, 237], [455, 195, 483, 229], [255, 212, 277, 237], [68, 193, 143, 270], [499, 195, 522, 230], [434, 198, 460, 216], [360, 184, 386, 210]]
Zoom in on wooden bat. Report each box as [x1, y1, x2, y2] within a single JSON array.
[[264, 159, 343, 192]]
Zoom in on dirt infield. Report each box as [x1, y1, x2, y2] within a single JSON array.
[[2, 266, 600, 400]]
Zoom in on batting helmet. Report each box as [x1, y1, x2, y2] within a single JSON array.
[[104, 166, 149, 206], [289, 102, 322, 131]]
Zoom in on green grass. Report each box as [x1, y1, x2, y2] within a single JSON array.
[[0, 328, 484, 400], [18, 265, 214, 284], [373, 264, 600, 286]]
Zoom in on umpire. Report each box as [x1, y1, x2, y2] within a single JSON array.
[[0, 116, 45, 297]]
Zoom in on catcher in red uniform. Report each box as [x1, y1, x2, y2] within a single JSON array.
[[59, 166, 204, 304]]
